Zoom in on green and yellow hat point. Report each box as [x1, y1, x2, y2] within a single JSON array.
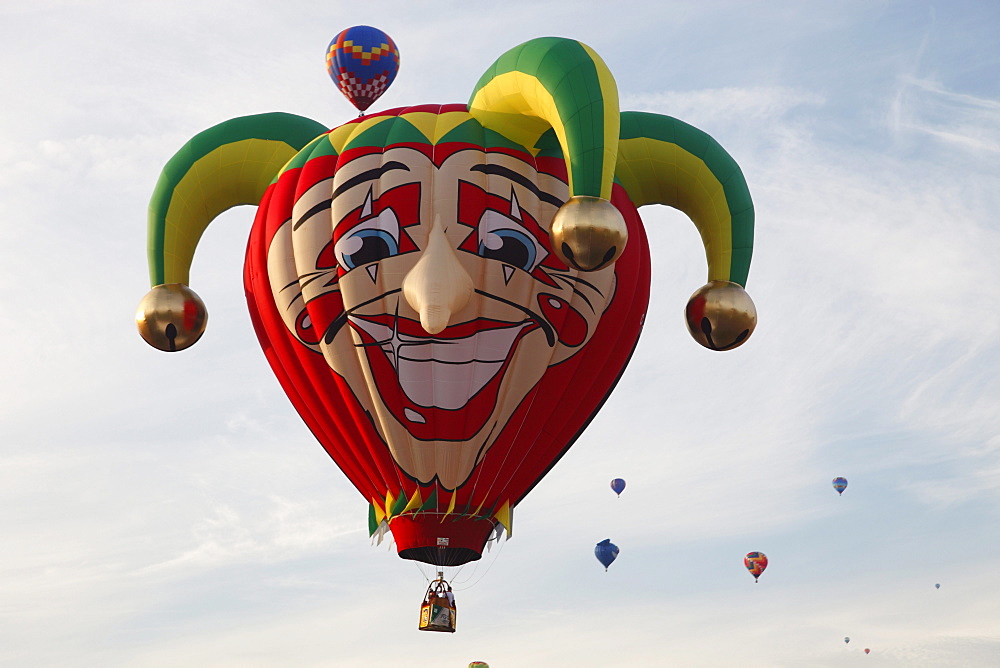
[[138, 112, 329, 352], [470, 38, 756, 347], [469, 37, 628, 271]]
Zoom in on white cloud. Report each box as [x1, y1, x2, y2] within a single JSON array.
[[890, 76, 1000, 154]]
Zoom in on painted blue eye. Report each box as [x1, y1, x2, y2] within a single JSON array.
[[334, 207, 401, 270], [476, 208, 548, 273], [337, 229, 399, 270], [479, 229, 536, 271]]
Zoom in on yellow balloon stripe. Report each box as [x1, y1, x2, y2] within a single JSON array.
[[617, 136, 734, 282], [468, 38, 620, 199], [403, 111, 473, 145], [327, 114, 394, 153], [160, 138, 297, 285], [579, 42, 621, 200], [469, 71, 561, 159]]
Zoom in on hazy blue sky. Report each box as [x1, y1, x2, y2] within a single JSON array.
[[1, 1, 998, 666]]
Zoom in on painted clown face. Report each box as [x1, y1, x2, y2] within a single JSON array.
[[268, 141, 617, 490]]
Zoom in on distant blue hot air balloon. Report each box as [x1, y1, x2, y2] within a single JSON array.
[[832, 477, 848, 496], [935, 583, 941, 589], [844, 637, 850, 644], [595, 539, 619, 571], [325, 26, 400, 112], [610, 478, 626, 496]]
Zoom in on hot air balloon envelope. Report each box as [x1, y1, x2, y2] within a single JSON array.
[[610, 478, 626, 496], [845, 637, 850, 644], [864, 648, 870, 654], [744, 551, 768, 581], [832, 477, 848, 495], [326, 25, 400, 112], [142, 37, 758, 572], [595, 539, 619, 570]]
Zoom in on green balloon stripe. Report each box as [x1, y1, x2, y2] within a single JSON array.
[[470, 37, 608, 196], [148, 112, 328, 286], [618, 111, 754, 285]]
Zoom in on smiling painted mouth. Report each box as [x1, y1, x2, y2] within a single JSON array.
[[348, 314, 538, 440]]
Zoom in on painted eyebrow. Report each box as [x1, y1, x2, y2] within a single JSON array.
[[470, 164, 565, 208], [293, 161, 410, 232], [332, 160, 410, 200]]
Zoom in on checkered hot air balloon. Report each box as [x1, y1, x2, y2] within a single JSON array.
[[326, 25, 400, 112]]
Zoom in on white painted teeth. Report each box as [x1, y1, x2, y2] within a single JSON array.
[[348, 317, 528, 410]]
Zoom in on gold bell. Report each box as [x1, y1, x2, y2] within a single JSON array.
[[550, 196, 628, 271], [685, 281, 756, 351], [135, 283, 208, 352]]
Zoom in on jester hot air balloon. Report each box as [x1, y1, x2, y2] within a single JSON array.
[[136, 36, 757, 573], [744, 551, 768, 582], [833, 476, 848, 495], [595, 539, 619, 571], [326, 26, 400, 113], [610, 478, 626, 496]]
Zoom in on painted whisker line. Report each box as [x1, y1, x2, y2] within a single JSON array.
[[552, 272, 604, 296], [281, 269, 330, 293], [301, 272, 336, 290], [551, 275, 595, 311]]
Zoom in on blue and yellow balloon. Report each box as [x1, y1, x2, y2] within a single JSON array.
[[832, 477, 848, 496]]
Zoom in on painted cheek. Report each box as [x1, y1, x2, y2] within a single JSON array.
[[537, 293, 588, 347]]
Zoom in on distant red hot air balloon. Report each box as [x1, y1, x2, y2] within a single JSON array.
[[744, 551, 768, 582], [864, 648, 870, 655]]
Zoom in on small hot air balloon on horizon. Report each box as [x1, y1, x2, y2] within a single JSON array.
[[864, 648, 871, 655], [610, 478, 626, 497], [832, 477, 848, 495], [844, 637, 850, 644], [744, 551, 768, 582], [935, 583, 941, 589], [595, 539, 619, 571]]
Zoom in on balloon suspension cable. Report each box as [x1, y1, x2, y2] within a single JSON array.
[[451, 533, 507, 591]]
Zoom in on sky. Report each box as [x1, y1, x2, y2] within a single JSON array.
[[1, 0, 999, 665]]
